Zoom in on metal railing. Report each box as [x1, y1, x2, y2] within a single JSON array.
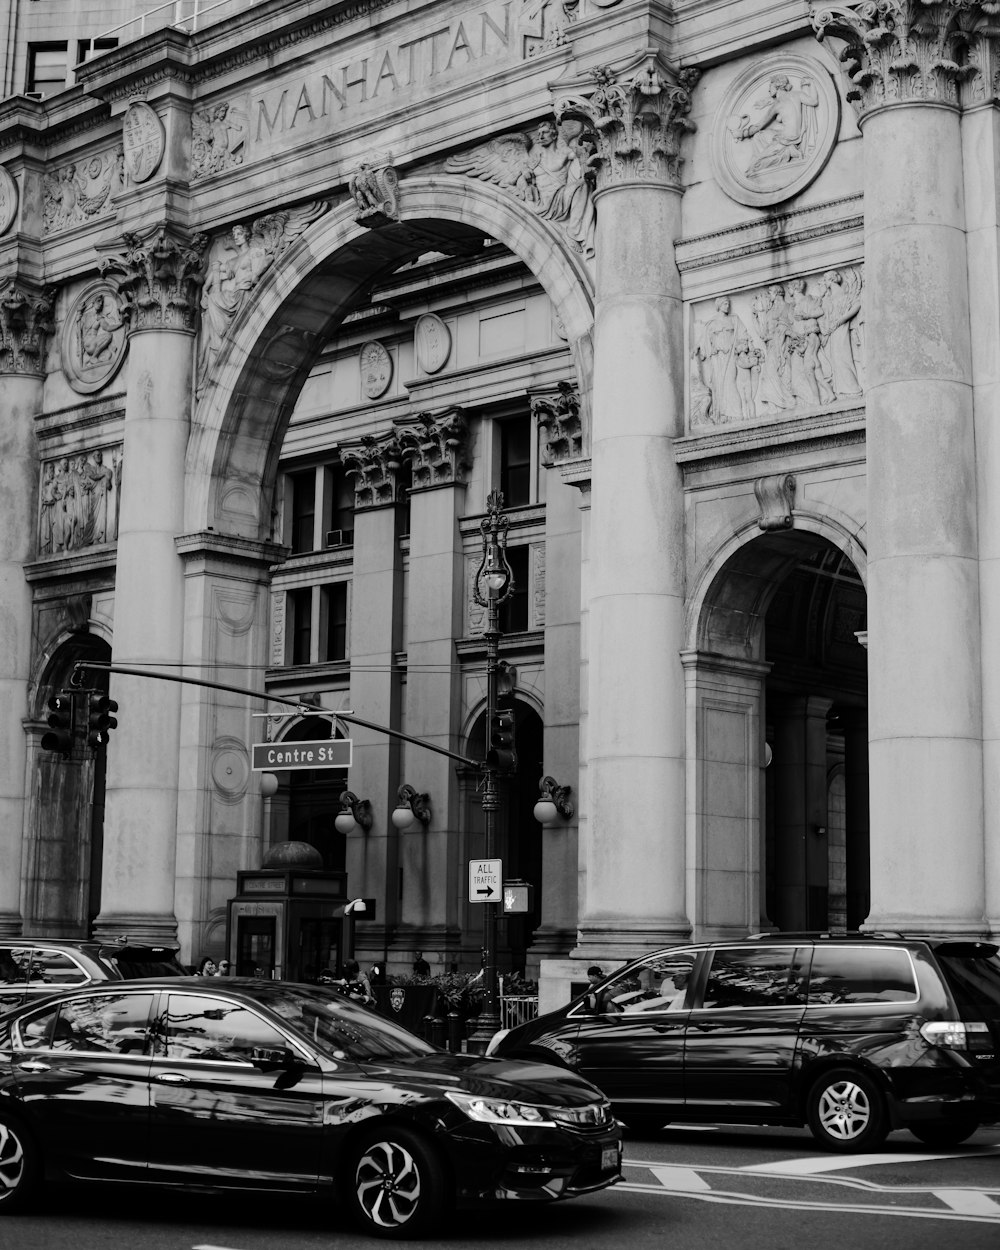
[[79, 0, 262, 63], [498, 993, 538, 1031]]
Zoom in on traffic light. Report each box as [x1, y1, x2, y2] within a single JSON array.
[[486, 706, 517, 774], [41, 693, 75, 756], [87, 694, 119, 750]]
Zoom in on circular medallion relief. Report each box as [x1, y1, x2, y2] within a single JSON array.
[[0, 166, 18, 236], [360, 340, 393, 398], [711, 55, 841, 209], [211, 738, 250, 802], [122, 101, 165, 184], [62, 281, 128, 395], [414, 313, 451, 374]]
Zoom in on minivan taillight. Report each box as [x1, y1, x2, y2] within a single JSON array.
[[920, 1021, 993, 1052]]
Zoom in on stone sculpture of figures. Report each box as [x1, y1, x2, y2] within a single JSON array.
[[350, 163, 383, 212], [819, 269, 863, 397], [752, 284, 796, 413], [82, 449, 114, 544], [51, 458, 74, 552], [79, 291, 122, 368], [39, 462, 56, 554], [444, 118, 597, 260], [732, 73, 820, 175], [693, 296, 753, 423], [40, 449, 119, 555], [787, 278, 835, 406]]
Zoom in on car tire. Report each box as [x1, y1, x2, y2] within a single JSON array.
[[0, 1112, 41, 1213], [806, 1067, 888, 1152], [909, 1119, 980, 1148], [345, 1125, 449, 1239]]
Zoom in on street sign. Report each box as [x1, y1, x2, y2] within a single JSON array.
[[251, 739, 352, 771], [469, 858, 502, 902]]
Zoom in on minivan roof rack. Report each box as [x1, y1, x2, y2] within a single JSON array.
[[743, 930, 907, 941]]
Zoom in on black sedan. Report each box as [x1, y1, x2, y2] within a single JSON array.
[[0, 977, 621, 1237]]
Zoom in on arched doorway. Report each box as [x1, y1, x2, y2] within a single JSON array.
[[687, 528, 868, 938], [265, 716, 348, 872]]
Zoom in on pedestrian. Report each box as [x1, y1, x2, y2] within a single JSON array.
[[412, 950, 431, 977], [369, 962, 386, 986], [196, 955, 217, 976], [340, 959, 374, 1005], [216, 959, 231, 977], [585, 965, 612, 1013]]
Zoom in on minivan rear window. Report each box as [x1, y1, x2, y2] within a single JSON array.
[[806, 946, 917, 1004], [934, 945, 1000, 1019]]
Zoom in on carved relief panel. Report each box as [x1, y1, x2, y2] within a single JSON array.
[[42, 148, 124, 235], [688, 267, 863, 430], [61, 281, 128, 394], [39, 445, 123, 556]]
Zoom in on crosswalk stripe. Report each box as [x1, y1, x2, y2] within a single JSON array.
[[934, 1190, 1000, 1216], [648, 1165, 711, 1192]]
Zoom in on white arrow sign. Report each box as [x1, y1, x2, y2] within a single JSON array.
[[469, 858, 502, 902]]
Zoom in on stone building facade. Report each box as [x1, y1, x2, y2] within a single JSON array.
[[1, 0, 996, 977]]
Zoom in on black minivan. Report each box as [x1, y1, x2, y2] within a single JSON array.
[[488, 934, 1000, 1151]]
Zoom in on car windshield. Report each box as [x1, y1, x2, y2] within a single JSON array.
[[934, 943, 1000, 1021], [253, 985, 438, 1062]]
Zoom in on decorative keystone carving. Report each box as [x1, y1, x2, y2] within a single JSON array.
[[341, 432, 406, 509], [754, 474, 796, 531], [554, 52, 700, 189], [99, 226, 207, 332], [0, 279, 55, 375], [531, 381, 583, 463], [395, 408, 470, 489], [811, 1, 990, 115], [349, 158, 400, 227]]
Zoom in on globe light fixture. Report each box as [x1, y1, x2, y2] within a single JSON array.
[[259, 772, 279, 798], [334, 790, 373, 835], [533, 775, 574, 826], [391, 782, 430, 831]]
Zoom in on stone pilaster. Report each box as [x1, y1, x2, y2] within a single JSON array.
[[92, 226, 204, 943], [0, 279, 54, 936], [815, 3, 986, 935], [557, 53, 697, 959]]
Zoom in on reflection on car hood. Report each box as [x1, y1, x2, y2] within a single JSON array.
[[356, 1052, 604, 1106]]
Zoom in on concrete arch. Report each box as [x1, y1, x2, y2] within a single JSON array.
[[185, 175, 596, 539], [686, 514, 868, 662]]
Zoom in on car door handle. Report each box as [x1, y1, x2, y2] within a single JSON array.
[[155, 1072, 190, 1084], [17, 1060, 50, 1073]]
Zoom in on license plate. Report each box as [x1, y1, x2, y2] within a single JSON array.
[[601, 1146, 618, 1172]]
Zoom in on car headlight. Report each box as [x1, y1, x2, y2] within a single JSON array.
[[446, 1091, 556, 1126], [485, 1028, 510, 1056]]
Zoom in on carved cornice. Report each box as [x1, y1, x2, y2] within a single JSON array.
[[531, 381, 583, 463], [395, 408, 470, 489], [811, 2, 1000, 115], [98, 224, 206, 332], [554, 49, 700, 190], [341, 432, 406, 510], [0, 278, 55, 375]]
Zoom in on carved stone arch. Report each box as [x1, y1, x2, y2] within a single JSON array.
[[185, 175, 596, 539], [686, 516, 868, 662], [30, 628, 112, 718]]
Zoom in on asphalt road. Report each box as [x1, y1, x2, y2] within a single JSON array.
[[7, 1123, 1000, 1250]]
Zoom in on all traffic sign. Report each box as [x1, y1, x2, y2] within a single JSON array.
[[252, 739, 352, 771], [469, 858, 502, 902]]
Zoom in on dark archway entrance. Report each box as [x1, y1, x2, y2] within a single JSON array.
[[267, 716, 348, 872]]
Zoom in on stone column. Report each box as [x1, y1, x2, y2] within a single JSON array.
[[341, 433, 405, 957], [815, 6, 984, 935], [0, 280, 53, 937], [93, 227, 204, 943], [842, 708, 870, 930], [557, 55, 697, 959], [395, 410, 470, 949]]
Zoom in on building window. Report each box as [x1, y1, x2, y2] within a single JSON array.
[[499, 416, 532, 507], [500, 545, 530, 634], [288, 470, 316, 554], [76, 40, 118, 66], [323, 464, 354, 547], [288, 587, 312, 665], [27, 44, 68, 96], [321, 583, 348, 662]]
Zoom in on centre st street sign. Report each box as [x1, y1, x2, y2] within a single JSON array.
[[251, 739, 353, 771]]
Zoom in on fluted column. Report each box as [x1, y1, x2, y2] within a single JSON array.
[[0, 280, 53, 936], [815, 3, 985, 934], [557, 55, 698, 959], [93, 227, 204, 942]]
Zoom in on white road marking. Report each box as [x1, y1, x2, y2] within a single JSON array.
[[648, 1166, 711, 1191], [741, 1147, 1000, 1174], [935, 1189, 1000, 1216], [192, 1244, 247, 1249]]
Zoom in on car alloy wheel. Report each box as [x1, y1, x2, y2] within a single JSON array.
[[349, 1127, 446, 1238], [807, 1067, 888, 1152], [0, 1114, 39, 1213]]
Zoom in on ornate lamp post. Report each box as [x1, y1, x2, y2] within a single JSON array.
[[466, 490, 514, 1054]]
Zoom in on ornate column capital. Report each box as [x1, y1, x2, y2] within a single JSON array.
[[341, 432, 406, 510], [0, 278, 55, 376], [811, 1, 1000, 115], [99, 224, 206, 333], [395, 407, 470, 489], [554, 50, 700, 190], [531, 381, 583, 464]]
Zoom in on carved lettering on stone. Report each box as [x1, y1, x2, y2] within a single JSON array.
[[349, 158, 400, 227], [191, 101, 248, 180], [61, 281, 128, 394], [42, 149, 124, 235], [445, 117, 597, 260], [754, 474, 796, 532], [122, 101, 165, 184], [0, 166, 18, 236], [689, 267, 864, 427], [39, 445, 123, 555], [712, 55, 840, 208], [197, 202, 327, 390]]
